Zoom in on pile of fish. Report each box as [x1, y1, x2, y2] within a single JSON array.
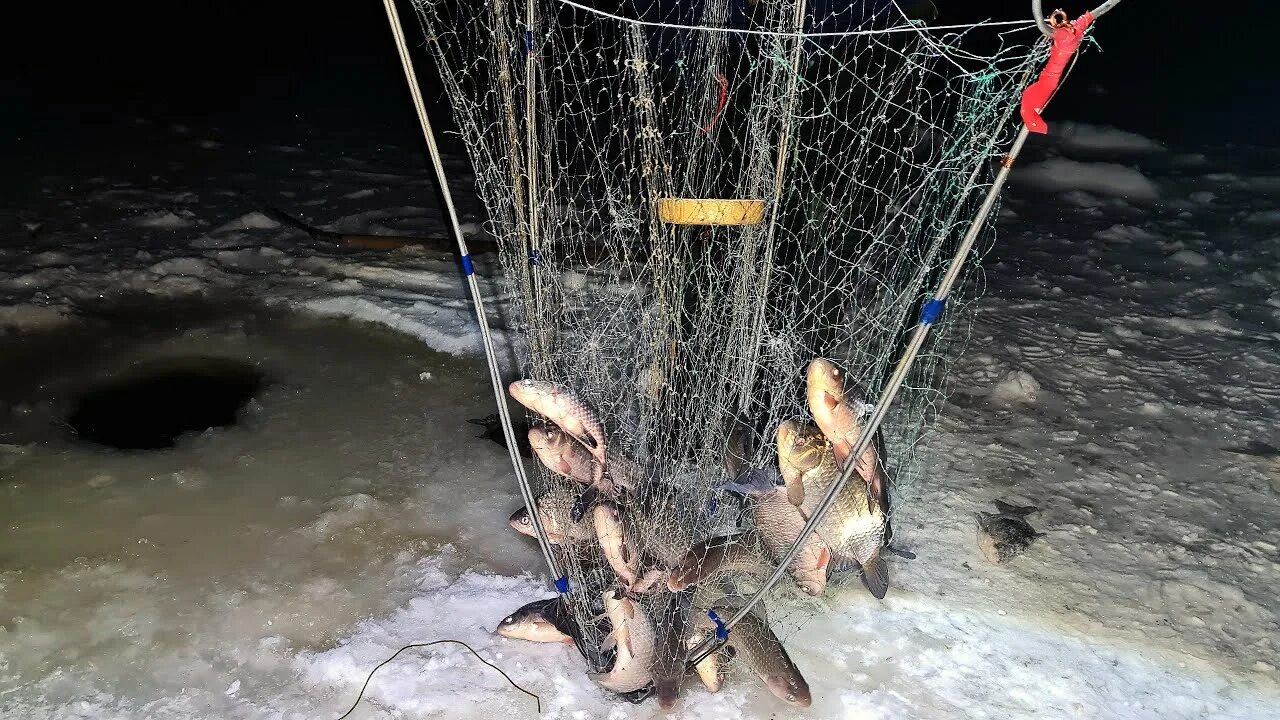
[[494, 358, 900, 710]]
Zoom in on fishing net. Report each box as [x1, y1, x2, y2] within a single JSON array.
[[410, 0, 1044, 703]]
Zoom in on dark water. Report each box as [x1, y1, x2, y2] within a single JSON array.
[[67, 358, 264, 450]]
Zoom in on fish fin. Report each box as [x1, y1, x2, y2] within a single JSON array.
[[783, 472, 805, 507], [861, 554, 889, 599], [817, 546, 831, 573], [571, 486, 600, 523], [884, 545, 916, 560], [632, 568, 666, 594], [601, 631, 617, 654], [617, 622, 633, 657], [720, 467, 781, 495], [827, 553, 863, 576], [993, 499, 1037, 516]]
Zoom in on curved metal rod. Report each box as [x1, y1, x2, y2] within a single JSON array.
[[1090, 0, 1125, 20], [1032, 0, 1053, 38], [1036, 0, 1127, 38]]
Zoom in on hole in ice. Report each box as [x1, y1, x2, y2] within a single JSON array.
[[67, 357, 263, 450]]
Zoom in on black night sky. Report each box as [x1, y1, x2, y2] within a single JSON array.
[[3, 1, 1277, 155]]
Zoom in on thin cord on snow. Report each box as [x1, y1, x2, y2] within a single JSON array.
[[333, 640, 541, 719]]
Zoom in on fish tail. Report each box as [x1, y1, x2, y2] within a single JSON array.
[[992, 499, 1037, 516], [860, 554, 889, 599]]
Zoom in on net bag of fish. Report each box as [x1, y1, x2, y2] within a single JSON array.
[[411, 0, 1042, 707]]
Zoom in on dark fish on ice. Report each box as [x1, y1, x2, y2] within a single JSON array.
[[467, 413, 532, 458], [495, 597, 578, 644], [975, 500, 1046, 564]]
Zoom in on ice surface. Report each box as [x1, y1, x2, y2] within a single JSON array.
[[1, 121, 1278, 719], [1054, 122, 1168, 154], [1014, 158, 1161, 201]]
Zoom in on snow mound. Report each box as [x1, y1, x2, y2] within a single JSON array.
[[1055, 122, 1167, 154], [149, 257, 214, 277], [989, 370, 1040, 404], [1169, 250, 1210, 267], [134, 210, 195, 228], [1016, 158, 1160, 201], [1245, 210, 1280, 225], [1095, 224, 1162, 244], [215, 212, 282, 233]]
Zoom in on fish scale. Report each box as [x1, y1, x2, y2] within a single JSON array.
[[752, 488, 830, 597]]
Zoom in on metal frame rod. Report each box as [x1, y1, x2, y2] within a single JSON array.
[[381, 0, 567, 591], [1035, 0, 1127, 37], [691, 0, 1128, 665], [688, 122, 1033, 666]]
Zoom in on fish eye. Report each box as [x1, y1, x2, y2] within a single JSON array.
[[787, 693, 796, 702], [521, 516, 531, 525], [502, 616, 514, 624]]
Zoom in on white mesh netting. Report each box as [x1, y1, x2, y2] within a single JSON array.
[[410, 0, 1045, 706]]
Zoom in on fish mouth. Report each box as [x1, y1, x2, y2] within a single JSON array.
[[766, 674, 812, 707]]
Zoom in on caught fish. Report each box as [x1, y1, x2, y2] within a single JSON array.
[[528, 424, 596, 485], [467, 413, 533, 458], [508, 485, 595, 545], [777, 420, 890, 599], [752, 488, 831, 596], [593, 501, 642, 589], [590, 591, 657, 695], [495, 597, 577, 644], [805, 358, 891, 515], [509, 380, 607, 488], [976, 500, 1046, 564], [712, 604, 811, 707], [685, 627, 729, 693], [666, 534, 768, 592], [528, 424, 642, 495], [651, 589, 694, 710]]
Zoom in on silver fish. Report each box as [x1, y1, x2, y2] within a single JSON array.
[[805, 358, 891, 513], [495, 597, 576, 644], [508, 485, 595, 545], [777, 419, 889, 599], [715, 605, 811, 707], [589, 591, 657, 694], [528, 424, 642, 496], [686, 627, 728, 693], [593, 500, 641, 589], [976, 500, 1045, 564], [509, 380, 607, 488], [752, 487, 831, 597]]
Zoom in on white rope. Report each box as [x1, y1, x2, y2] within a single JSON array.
[[381, 0, 567, 591], [555, 0, 1038, 38]]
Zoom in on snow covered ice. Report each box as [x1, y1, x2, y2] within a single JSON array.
[[2, 120, 1278, 719]]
